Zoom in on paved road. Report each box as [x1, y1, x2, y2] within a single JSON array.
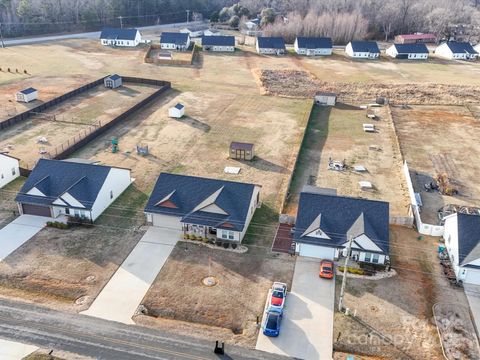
[[0, 215, 50, 261], [82, 226, 179, 324], [0, 298, 286, 360], [256, 256, 335, 359], [2, 21, 202, 47]]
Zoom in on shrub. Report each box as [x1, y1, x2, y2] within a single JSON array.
[[223, 242, 230, 249], [232, 243, 237, 249], [338, 266, 364, 275], [216, 241, 223, 247], [183, 234, 188, 240], [203, 237, 209, 243], [46, 221, 70, 229]]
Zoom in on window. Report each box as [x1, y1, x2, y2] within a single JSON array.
[[65, 208, 70, 215], [364, 252, 371, 262], [221, 230, 235, 240], [110, 190, 113, 199], [11, 168, 16, 175], [372, 253, 380, 264]]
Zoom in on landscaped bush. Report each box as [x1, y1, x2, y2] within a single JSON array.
[[67, 216, 93, 228], [46, 221, 70, 229], [338, 266, 365, 275], [223, 243, 230, 249], [232, 243, 237, 249], [216, 241, 223, 247]]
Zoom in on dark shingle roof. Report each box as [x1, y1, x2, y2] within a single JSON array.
[[257, 37, 285, 50], [444, 41, 478, 55], [393, 43, 429, 54], [108, 74, 121, 81], [174, 103, 184, 110], [296, 37, 332, 49], [144, 173, 258, 232], [202, 35, 235, 47], [19, 87, 37, 95], [349, 41, 380, 54], [15, 159, 115, 209], [100, 28, 139, 41], [294, 192, 389, 253], [160, 32, 189, 45], [456, 213, 480, 266], [230, 142, 254, 151]]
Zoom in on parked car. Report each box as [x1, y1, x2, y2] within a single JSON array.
[[268, 282, 287, 309], [319, 259, 334, 279], [263, 308, 283, 337]]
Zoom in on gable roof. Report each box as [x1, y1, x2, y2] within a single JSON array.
[[100, 28, 139, 41], [397, 34, 436, 41], [392, 43, 429, 54], [144, 173, 259, 232], [107, 74, 121, 81], [455, 213, 480, 266], [257, 37, 285, 49], [443, 41, 478, 55], [15, 159, 121, 209], [296, 37, 332, 49], [174, 103, 184, 110], [230, 142, 254, 151], [294, 192, 389, 253], [349, 41, 380, 54], [19, 87, 37, 95], [202, 35, 235, 47], [160, 32, 189, 45]]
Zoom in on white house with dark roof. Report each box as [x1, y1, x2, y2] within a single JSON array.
[[443, 213, 480, 285], [201, 35, 235, 52], [100, 28, 142, 47], [104, 74, 122, 89], [15, 87, 37, 103], [0, 153, 20, 188], [435, 41, 479, 60], [15, 159, 131, 221], [180, 25, 209, 38], [293, 190, 390, 264], [345, 41, 380, 59], [256, 37, 286, 55], [386, 43, 429, 59], [144, 173, 261, 243], [160, 32, 191, 51], [294, 37, 333, 56], [169, 103, 185, 118]]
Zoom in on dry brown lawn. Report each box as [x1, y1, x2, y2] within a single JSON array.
[[0, 177, 25, 227]]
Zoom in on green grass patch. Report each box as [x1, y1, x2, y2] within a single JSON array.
[[242, 203, 278, 249]]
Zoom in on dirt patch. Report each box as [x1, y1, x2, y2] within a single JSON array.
[[257, 69, 480, 104], [0, 177, 25, 227]]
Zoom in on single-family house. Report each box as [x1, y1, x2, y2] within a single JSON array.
[[100, 28, 142, 47], [475, 44, 480, 54], [144, 173, 261, 243], [345, 41, 380, 59], [0, 153, 20, 188], [104, 74, 122, 89], [15, 87, 38, 103], [204, 29, 220, 36], [180, 25, 209, 38], [435, 41, 479, 60], [315, 92, 337, 106], [386, 43, 429, 59], [394, 33, 436, 44], [169, 103, 185, 118], [245, 19, 260, 31], [160, 32, 191, 51], [15, 159, 132, 221], [293, 190, 389, 264], [256, 37, 286, 55], [443, 212, 480, 285], [230, 142, 254, 161], [202, 36, 235, 52], [294, 37, 333, 56]]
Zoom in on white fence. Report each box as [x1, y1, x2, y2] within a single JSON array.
[[403, 161, 444, 236]]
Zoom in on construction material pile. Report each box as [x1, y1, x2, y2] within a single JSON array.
[[257, 69, 480, 104]]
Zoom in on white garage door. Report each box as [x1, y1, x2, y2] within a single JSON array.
[[464, 269, 480, 286], [299, 244, 336, 260], [152, 213, 182, 230]]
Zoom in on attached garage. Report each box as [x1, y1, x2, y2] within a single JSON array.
[[151, 213, 182, 230], [297, 243, 336, 260], [21, 203, 52, 217]]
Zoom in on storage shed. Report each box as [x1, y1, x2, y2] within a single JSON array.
[[104, 74, 122, 89], [15, 87, 38, 103], [230, 142, 254, 161], [169, 103, 185, 118], [315, 92, 337, 106]]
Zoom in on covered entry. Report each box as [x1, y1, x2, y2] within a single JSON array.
[[21, 204, 52, 217]]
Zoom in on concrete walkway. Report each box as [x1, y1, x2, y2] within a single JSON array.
[[81, 226, 179, 324], [256, 257, 335, 360], [464, 284, 480, 337], [0, 338, 38, 360], [0, 215, 50, 261]]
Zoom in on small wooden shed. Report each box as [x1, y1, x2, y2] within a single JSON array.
[[230, 142, 254, 161], [169, 103, 185, 118], [314, 92, 336, 106], [104, 74, 122, 89], [15, 87, 38, 103]]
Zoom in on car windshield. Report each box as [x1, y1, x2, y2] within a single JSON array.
[[272, 290, 284, 298], [266, 315, 278, 329], [323, 266, 332, 272]]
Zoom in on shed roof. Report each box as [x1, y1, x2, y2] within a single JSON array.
[[174, 103, 184, 110], [257, 37, 285, 49], [160, 32, 190, 45], [100, 28, 139, 41], [107, 74, 121, 81], [349, 41, 380, 54], [230, 142, 254, 151], [202, 35, 235, 46], [19, 87, 37, 95], [296, 37, 332, 49], [392, 43, 429, 54]]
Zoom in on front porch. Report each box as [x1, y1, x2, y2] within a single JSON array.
[[182, 223, 240, 243]]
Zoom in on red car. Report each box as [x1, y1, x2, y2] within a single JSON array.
[[319, 260, 334, 279], [269, 282, 287, 310]]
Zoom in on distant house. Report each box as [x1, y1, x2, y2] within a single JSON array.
[[345, 41, 380, 59], [0, 153, 20, 188], [294, 37, 333, 56], [144, 173, 261, 243], [204, 29, 220, 36], [100, 28, 142, 47], [245, 19, 260, 30], [315, 92, 337, 106], [15, 87, 38, 103], [394, 33, 436, 44], [160, 32, 191, 51], [435, 41, 479, 60], [169, 103, 185, 118], [202, 36, 235, 52], [293, 190, 390, 264], [475, 44, 480, 54], [230, 142, 254, 161], [386, 43, 429, 59], [180, 25, 209, 38], [256, 37, 286, 55], [443, 213, 480, 285], [104, 74, 122, 89], [15, 159, 132, 220]]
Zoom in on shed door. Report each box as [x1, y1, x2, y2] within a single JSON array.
[[236, 149, 245, 159], [22, 204, 52, 217]]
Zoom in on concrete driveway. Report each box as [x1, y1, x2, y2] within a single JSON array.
[[0, 215, 50, 261], [81, 226, 180, 324], [0, 338, 37, 359], [256, 257, 335, 360]]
